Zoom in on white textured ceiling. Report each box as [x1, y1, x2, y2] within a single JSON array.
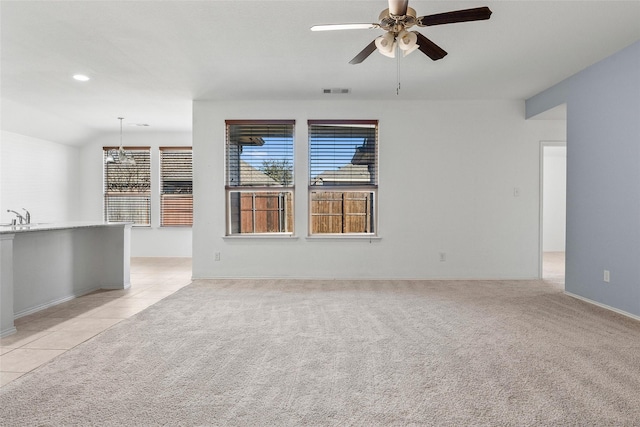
[[1, 0, 639, 145]]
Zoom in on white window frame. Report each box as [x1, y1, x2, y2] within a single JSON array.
[[225, 120, 295, 236], [308, 120, 378, 237]]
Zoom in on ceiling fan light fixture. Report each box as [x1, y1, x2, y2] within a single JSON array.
[[397, 30, 417, 51], [379, 45, 396, 58], [400, 31, 420, 56], [402, 44, 420, 57], [375, 32, 396, 57]]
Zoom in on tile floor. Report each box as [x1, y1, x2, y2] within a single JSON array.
[[543, 251, 565, 283], [0, 257, 192, 387]]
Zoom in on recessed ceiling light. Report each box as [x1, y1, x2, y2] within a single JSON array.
[[73, 74, 90, 82], [128, 123, 150, 127]]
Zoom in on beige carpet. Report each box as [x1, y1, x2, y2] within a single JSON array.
[[1, 278, 640, 426]]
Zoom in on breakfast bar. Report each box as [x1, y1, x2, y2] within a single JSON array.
[[0, 222, 131, 337]]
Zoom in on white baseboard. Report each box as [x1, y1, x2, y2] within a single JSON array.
[[0, 326, 18, 338], [564, 291, 640, 322], [13, 286, 101, 319]]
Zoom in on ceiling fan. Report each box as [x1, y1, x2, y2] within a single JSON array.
[[311, 0, 492, 64]]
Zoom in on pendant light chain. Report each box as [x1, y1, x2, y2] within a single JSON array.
[[118, 117, 124, 148]]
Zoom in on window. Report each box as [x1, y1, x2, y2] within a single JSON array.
[[225, 120, 294, 235], [160, 147, 193, 227], [308, 120, 378, 235], [103, 147, 151, 226]]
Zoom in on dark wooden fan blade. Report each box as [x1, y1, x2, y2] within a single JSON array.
[[417, 7, 492, 26], [414, 32, 447, 61], [349, 40, 377, 64], [388, 0, 409, 16]]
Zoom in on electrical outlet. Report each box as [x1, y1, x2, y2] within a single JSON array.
[[603, 270, 610, 283], [215, 252, 221, 262], [439, 252, 447, 262]]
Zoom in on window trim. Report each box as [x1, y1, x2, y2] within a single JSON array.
[[225, 120, 296, 236], [307, 120, 379, 237]]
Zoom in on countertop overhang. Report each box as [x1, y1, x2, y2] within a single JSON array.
[[0, 221, 132, 234]]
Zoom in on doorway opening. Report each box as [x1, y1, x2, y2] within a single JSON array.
[[541, 142, 566, 286]]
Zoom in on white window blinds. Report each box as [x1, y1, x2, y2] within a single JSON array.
[[103, 147, 151, 226], [226, 120, 295, 187], [160, 147, 193, 227], [308, 120, 378, 187]]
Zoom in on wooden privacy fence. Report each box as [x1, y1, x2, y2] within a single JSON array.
[[311, 191, 373, 234], [161, 194, 193, 226], [238, 192, 293, 233]]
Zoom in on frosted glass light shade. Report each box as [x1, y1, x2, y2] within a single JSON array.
[[402, 43, 420, 56], [378, 43, 396, 58], [397, 30, 417, 51], [375, 32, 396, 58]]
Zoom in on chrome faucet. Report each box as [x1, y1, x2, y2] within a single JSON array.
[[7, 209, 25, 224], [22, 208, 31, 224]]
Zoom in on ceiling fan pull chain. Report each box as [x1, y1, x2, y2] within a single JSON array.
[[396, 43, 401, 95]]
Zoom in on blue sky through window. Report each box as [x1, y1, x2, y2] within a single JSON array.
[[240, 137, 294, 170], [309, 137, 365, 179]]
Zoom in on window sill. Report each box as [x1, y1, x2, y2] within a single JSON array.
[[223, 234, 298, 240], [306, 235, 381, 241]]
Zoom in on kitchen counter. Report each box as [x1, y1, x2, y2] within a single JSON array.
[[0, 221, 129, 234], [1, 222, 132, 337]]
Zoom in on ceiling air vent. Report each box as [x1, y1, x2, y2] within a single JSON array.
[[323, 88, 350, 94]]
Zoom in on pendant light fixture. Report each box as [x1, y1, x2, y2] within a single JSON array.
[[106, 117, 136, 166]]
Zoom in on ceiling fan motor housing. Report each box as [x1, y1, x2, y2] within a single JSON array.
[[379, 7, 417, 33]]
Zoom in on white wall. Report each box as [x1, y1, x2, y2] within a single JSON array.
[[542, 144, 566, 252], [1, 131, 80, 224], [79, 130, 192, 257], [192, 99, 565, 280]]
